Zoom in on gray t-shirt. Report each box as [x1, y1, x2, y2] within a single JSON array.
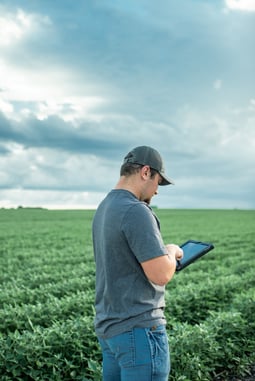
[[92, 189, 167, 339]]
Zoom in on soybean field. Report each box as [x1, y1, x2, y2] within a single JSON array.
[[0, 208, 254, 381]]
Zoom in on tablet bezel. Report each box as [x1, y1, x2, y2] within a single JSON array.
[[176, 239, 214, 271]]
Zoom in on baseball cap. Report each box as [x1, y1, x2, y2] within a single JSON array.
[[123, 146, 174, 186]]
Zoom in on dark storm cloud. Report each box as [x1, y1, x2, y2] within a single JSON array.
[[0, 113, 127, 159]]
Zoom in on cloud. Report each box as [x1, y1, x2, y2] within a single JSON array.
[[0, 7, 52, 55], [0, 5, 114, 110], [0, 8, 34, 46], [0, 113, 127, 158], [0, 59, 106, 105], [0, 98, 14, 114], [225, 0, 255, 11]]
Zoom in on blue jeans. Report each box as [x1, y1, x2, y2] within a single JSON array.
[[98, 325, 170, 381]]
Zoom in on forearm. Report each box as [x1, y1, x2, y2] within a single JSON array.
[[141, 244, 183, 286]]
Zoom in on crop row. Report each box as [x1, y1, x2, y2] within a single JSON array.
[[166, 268, 255, 325], [0, 290, 94, 333], [0, 274, 94, 307]]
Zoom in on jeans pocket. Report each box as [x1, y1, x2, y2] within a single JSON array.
[[147, 326, 170, 377]]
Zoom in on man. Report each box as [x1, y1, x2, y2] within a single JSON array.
[[92, 146, 183, 381]]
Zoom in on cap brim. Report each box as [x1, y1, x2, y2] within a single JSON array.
[[159, 173, 175, 186]]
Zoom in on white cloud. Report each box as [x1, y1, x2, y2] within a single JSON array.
[[0, 99, 13, 114], [0, 9, 31, 46], [0, 58, 107, 122], [0, 7, 108, 122], [225, 0, 255, 11], [36, 97, 106, 122], [0, 60, 73, 102], [0, 10, 109, 123], [0, 8, 51, 46]]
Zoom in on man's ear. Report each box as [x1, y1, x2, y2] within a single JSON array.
[[141, 165, 150, 180]]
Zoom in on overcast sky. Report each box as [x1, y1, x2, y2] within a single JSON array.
[[0, 0, 255, 209]]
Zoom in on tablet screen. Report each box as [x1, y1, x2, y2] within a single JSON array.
[[176, 240, 214, 271]]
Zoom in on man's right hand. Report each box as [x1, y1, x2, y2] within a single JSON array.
[[166, 244, 183, 261]]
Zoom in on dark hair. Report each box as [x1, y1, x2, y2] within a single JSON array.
[[120, 163, 158, 179]]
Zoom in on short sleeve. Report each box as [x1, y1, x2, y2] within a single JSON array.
[[121, 203, 166, 263]]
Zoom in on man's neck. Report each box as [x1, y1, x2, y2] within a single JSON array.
[[115, 176, 141, 200]]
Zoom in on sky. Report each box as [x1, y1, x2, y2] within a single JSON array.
[[0, 0, 255, 210]]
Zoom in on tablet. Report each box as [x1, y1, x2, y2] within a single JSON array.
[[176, 240, 214, 271]]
